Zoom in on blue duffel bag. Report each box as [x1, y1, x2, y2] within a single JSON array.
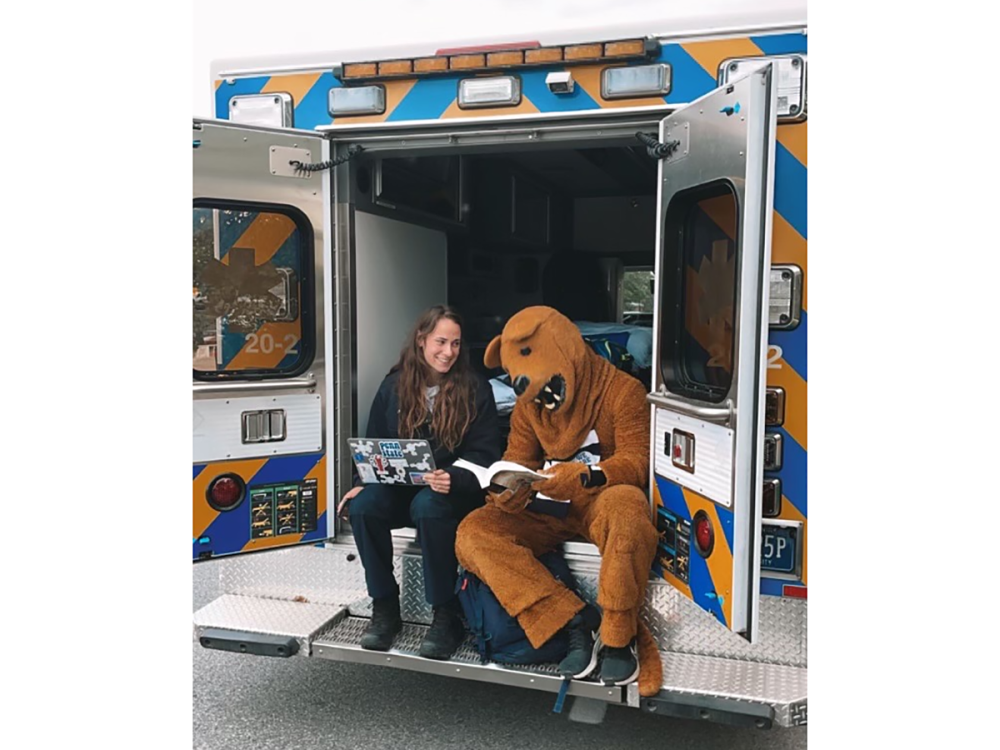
[[456, 550, 578, 665]]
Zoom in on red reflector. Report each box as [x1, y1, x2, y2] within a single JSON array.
[[210, 477, 242, 508], [695, 517, 712, 552], [436, 41, 540, 55], [782, 585, 807, 599], [672, 444, 682, 458]]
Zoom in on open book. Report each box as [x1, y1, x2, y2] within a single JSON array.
[[452, 458, 548, 490], [451, 459, 571, 518]]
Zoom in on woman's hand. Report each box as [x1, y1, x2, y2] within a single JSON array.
[[337, 485, 363, 519], [426, 469, 452, 495]]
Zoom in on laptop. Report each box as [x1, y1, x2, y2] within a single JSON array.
[[347, 438, 437, 485]]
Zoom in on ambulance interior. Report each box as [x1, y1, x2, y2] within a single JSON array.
[[350, 143, 661, 444]]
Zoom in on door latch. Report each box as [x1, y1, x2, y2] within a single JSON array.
[[242, 409, 286, 444]]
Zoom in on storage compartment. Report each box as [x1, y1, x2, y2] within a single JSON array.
[[351, 142, 660, 442]]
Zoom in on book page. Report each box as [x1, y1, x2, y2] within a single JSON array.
[[452, 458, 548, 489]]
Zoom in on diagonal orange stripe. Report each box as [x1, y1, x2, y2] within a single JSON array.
[[661, 568, 694, 600], [767, 358, 806, 451], [225, 321, 302, 371], [780, 497, 807, 586], [698, 196, 807, 312], [243, 529, 306, 551], [441, 95, 539, 119], [772, 211, 807, 311], [339, 79, 418, 124], [232, 212, 296, 266], [682, 488, 735, 628], [777, 121, 807, 167], [241, 456, 327, 552], [684, 265, 734, 374], [194, 459, 269, 537], [699, 195, 737, 240], [682, 38, 764, 79], [652, 483, 693, 600], [214, 80, 223, 91], [262, 72, 323, 108], [698, 197, 808, 314]]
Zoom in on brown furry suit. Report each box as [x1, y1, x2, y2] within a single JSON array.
[[455, 306, 662, 696]]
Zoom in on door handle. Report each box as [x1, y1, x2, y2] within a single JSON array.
[[193, 376, 316, 395], [646, 390, 733, 426]]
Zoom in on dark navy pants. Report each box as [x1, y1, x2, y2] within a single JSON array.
[[349, 484, 484, 607]]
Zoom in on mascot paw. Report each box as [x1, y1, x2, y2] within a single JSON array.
[[487, 484, 532, 514], [532, 462, 590, 502], [637, 621, 663, 697]]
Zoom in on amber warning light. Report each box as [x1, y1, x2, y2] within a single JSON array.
[[336, 38, 659, 81]]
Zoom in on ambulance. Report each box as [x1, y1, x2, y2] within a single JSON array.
[[193, 0, 807, 729]]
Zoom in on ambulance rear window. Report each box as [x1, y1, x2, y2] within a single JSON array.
[[657, 182, 738, 403], [193, 202, 314, 379]]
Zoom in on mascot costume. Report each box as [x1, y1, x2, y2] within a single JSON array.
[[455, 306, 661, 695]]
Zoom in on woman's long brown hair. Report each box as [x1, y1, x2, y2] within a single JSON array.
[[392, 305, 476, 452]]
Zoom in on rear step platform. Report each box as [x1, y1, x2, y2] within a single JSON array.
[[312, 615, 625, 703], [194, 546, 806, 726], [194, 594, 347, 649]]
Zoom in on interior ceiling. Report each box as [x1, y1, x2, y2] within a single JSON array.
[[496, 147, 657, 198]]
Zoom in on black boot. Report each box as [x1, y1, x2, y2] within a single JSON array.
[[360, 596, 402, 651], [418, 598, 465, 660], [600, 639, 639, 685], [557, 604, 602, 679]]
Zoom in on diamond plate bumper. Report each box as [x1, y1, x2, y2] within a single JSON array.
[[312, 616, 625, 703], [194, 541, 807, 726], [193, 594, 347, 654]]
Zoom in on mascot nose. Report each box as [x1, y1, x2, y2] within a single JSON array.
[[512, 375, 530, 396]]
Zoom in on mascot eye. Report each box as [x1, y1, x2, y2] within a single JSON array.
[[520, 347, 531, 356]]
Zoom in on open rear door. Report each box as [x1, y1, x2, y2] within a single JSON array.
[[648, 64, 777, 641], [192, 119, 333, 561]]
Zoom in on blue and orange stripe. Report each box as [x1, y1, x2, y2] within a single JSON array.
[[193, 453, 327, 560], [214, 32, 807, 129], [211, 31, 808, 596], [654, 477, 729, 625]]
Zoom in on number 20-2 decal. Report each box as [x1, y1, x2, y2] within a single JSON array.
[[244, 332, 300, 357]]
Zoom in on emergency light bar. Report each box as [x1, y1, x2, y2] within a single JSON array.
[[333, 37, 659, 82]]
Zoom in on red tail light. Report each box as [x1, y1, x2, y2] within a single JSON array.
[[207, 474, 245, 511], [693, 510, 714, 557]]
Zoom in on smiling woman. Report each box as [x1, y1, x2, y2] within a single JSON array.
[[337, 304, 502, 661]]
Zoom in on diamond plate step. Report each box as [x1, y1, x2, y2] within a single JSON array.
[[312, 616, 626, 703], [193, 594, 347, 654], [635, 651, 807, 727]]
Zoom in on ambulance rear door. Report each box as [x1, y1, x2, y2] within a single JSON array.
[[192, 119, 334, 562], [648, 64, 777, 641]]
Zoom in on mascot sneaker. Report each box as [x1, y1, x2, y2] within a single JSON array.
[[600, 639, 640, 685], [557, 604, 602, 679]]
